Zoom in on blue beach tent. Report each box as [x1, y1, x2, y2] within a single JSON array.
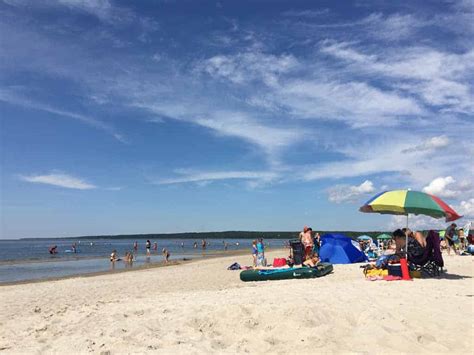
[[319, 234, 368, 264]]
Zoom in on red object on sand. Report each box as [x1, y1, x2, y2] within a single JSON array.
[[400, 258, 411, 280], [273, 258, 287, 267]]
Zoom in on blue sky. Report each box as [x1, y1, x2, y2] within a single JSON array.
[[1, 0, 473, 238]]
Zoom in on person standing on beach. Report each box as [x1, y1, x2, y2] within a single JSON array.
[[251, 240, 258, 267], [256, 238, 265, 266], [445, 223, 458, 255], [302, 228, 314, 260], [313, 232, 321, 256], [145, 240, 151, 256], [299, 226, 308, 242]]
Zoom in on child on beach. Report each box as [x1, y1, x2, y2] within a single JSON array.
[[162, 248, 170, 263], [251, 240, 258, 267]]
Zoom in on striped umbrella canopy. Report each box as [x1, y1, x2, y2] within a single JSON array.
[[376, 233, 392, 240], [359, 190, 461, 222]]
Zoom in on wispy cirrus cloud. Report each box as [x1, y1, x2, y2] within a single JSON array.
[[19, 173, 96, 190], [152, 169, 279, 185], [0, 89, 126, 143]]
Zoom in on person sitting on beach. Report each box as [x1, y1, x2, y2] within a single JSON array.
[[48, 245, 58, 254], [303, 252, 320, 267], [162, 248, 170, 263], [110, 250, 119, 262], [393, 229, 425, 259]]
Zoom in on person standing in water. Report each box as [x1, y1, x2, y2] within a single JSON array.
[[162, 248, 170, 263], [48, 245, 58, 254], [153, 242, 158, 252], [133, 241, 138, 252], [145, 240, 151, 256]]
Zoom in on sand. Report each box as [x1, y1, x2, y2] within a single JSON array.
[[0, 250, 472, 354]]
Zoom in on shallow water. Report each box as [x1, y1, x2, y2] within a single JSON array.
[[0, 238, 286, 283]]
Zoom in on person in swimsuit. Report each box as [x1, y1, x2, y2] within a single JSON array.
[[133, 241, 138, 252], [110, 250, 119, 262], [145, 240, 151, 256], [162, 248, 170, 263], [302, 228, 314, 260], [48, 245, 58, 254], [251, 240, 258, 267], [153, 242, 158, 251]]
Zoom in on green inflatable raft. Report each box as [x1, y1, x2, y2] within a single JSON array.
[[240, 263, 333, 282]]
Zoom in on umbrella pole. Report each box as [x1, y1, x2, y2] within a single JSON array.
[[405, 214, 409, 258]]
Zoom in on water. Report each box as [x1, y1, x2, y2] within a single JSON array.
[[0, 238, 287, 283]]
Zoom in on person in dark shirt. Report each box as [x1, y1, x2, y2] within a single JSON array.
[[445, 223, 458, 255]]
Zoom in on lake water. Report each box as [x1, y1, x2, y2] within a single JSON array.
[[0, 238, 287, 283]]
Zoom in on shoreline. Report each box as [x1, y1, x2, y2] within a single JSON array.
[[0, 248, 282, 287]]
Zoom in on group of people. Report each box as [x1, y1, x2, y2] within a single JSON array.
[[111, 241, 171, 264], [251, 239, 266, 267], [443, 223, 473, 255], [298, 226, 321, 266]]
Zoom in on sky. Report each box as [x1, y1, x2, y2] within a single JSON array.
[[0, 0, 473, 238]]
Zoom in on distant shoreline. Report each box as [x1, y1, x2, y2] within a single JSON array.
[[14, 230, 390, 241]]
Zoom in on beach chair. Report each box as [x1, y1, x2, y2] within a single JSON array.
[[408, 230, 444, 277]]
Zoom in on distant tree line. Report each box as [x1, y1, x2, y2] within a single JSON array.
[[46, 230, 390, 240]]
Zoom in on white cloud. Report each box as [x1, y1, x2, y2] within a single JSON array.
[[19, 173, 96, 190], [456, 198, 474, 219], [278, 80, 423, 127], [402, 135, 450, 153], [153, 170, 278, 185], [320, 42, 474, 114], [389, 215, 446, 231], [423, 176, 460, 198], [199, 51, 298, 86], [327, 180, 375, 203]]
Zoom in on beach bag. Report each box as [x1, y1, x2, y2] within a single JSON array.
[[227, 262, 241, 270], [273, 258, 286, 267]]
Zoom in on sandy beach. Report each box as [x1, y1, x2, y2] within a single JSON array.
[[0, 250, 472, 354]]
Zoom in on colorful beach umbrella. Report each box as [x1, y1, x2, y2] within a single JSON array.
[[357, 235, 372, 241], [359, 190, 461, 222], [376, 233, 392, 240]]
